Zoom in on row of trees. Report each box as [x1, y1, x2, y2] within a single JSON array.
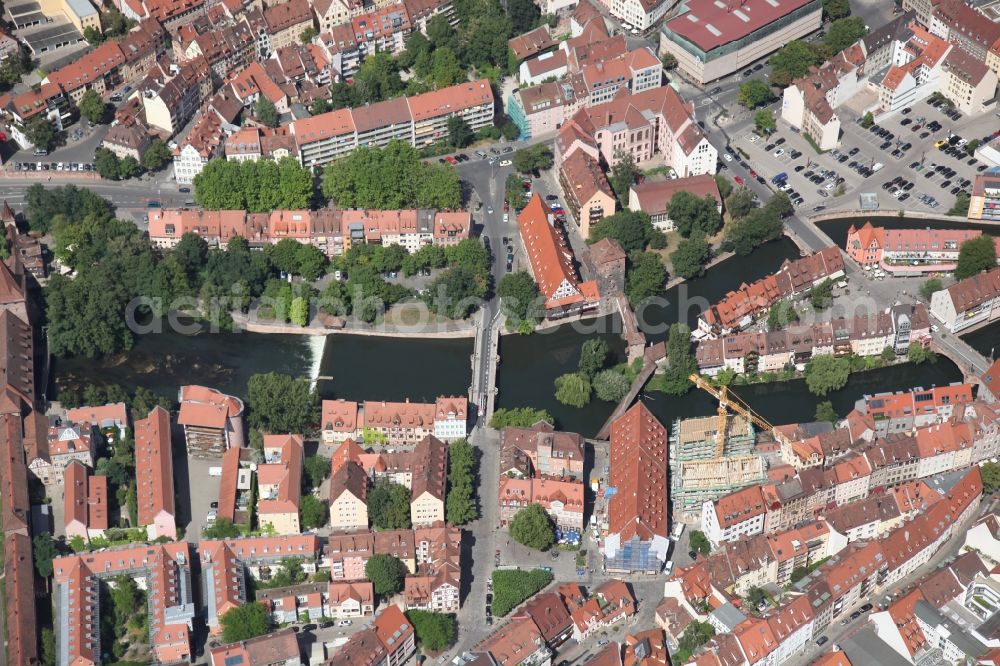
[[553, 339, 637, 408], [445, 439, 477, 525], [194, 157, 314, 211], [321, 141, 461, 210], [489, 407, 554, 429]]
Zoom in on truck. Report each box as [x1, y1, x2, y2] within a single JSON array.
[[670, 523, 685, 541], [771, 172, 788, 185], [209, 466, 222, 477]]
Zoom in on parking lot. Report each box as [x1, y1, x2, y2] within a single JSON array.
[[729, 94, 996, 213]]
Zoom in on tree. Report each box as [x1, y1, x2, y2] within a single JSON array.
[[746, 587, 768, 611], [300, 26, 318, 43], [78, 88, 107, 124], [489, 407, 553, 429], [715, 174, 733, 200], [289, 296, 309, 326], [42, 628, 56, 666], [955, 235, 996, 279], [815, 400, 837, 423], [368, 480, 412, 530], [810, 279, 834, 310], [593, 369, 630, 402], [675, 621, 715, 664], [920, 277, 943, 300], [507, 0, 540, 33], [354, 52, 405, 103], [881, 345, 897, 364], [430, 47, 465, 88], [824, 17, 867, 54], [501, 121, 520, 141], [907, 342, 937, 365], [33, 533, 58, 578], [510, 503, 555, 550], [578, 338, 610, 378], [949, 193, 971, 216], [255, 96, 279, 127], [366, 554, 407, 595], [311, 98, 332, 115], [512, 144, 553, 173], [860, 112, 874, 129], [446, 439, 477, 525], [203, 517, 242, 538], [447, 115, 474, 148], [737, 79, 775, 109], [661, 53, 677, 70], [767, 300, 798, 331], [981, 461, 1000, 494], [804, 355, 850, 396], [221, 603, 270, 643], [491, 569, 554, 616], [609, 151, 640, 203], [120, 155, 142, 179], [142, 138, 171, 171], [554, 372, 591, 408], [94, 147, 121, 180], [669, 191, 722, 238], [727, 188, 755, 219], [588, 210, 655, 253], [300, 494, 328, 529], [670, 233, 712, 279], [822, 0, 851, 19], [246, 372, 319, 433], [768, 41, 822, 87], [303, 455, 330, 490], [650, 323, 698, 395], [23, 115, 55, 150], [626, 252, 666, 306], [754, 110, 776, 135], [689, 529, 711, 555], [497, 271, 541, 331], [407, 611, 457, 652], [322, 141, 460, 210]]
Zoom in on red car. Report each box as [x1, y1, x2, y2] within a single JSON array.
[[503, 201, 509, 212], [749, 169, 758, 178], [734, 175, 745, 186], [445, 155, 458, 165]]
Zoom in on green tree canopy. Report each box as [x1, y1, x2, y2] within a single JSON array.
[[609, 151, 640, 203], [322, 141, 460, 210], [366, 554, 407, 595], [767, 300, 798, 331], [246, 372, 319, 433], [578, 338, 610, 378], [407, 611, 457, 651], [822, 0, 851, 19], [300, 494, 328, 529], [689, 529, 711, 555], [593, 369, 630, 402], [489, 407, 553, 429], [919, 277, 943, 300], [194, 158, 314, 211], [446, 439, 477, 525], [221, 603, 270, 643], [94, 147, 121, 180], [754, 109, 777, 135], [255, 96, 279, 127], [142, 138, 171, 171], [303, 455, 330, 490], [824, 17, 868, 55], [203, 517, 242, 538], [512, 144, 553, 173], [510, 503, 555, 550], [907, 342, 937, 365], [815, 400, 837, 423], [955, 235, 997, 280], [669, 192, 722, 238], [497, 271, 541, 331], [23, 115, 55, 150], [804, 355, 850, 396], [447, 115, 474, 148], [33, 533, 58, 578], [768, 41, 823, 87], [670, 233, 712, 280], [737, 79, 775, 108], [652, 323, 697, 395], [981, 462, 1000, 494], [626, 251, 666, 306], [588, 210, 656, 253], [491, 569, 554, 616], [78, 88, 107, 124], [554, 372, 591, 408], [368, 480, 412, 530]]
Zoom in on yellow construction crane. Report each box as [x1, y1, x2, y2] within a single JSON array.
[[688, 374, 774, 458]]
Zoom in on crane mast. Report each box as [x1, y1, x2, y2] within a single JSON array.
[[688, 374, 774, 457]]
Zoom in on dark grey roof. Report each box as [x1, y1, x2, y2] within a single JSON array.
[[710, 602, 746, 631], [914, 601, 989, 657], [840, 627, 912, 666]]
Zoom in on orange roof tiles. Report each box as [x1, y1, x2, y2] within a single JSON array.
[[608, 402, 668, 542], [135, 406, 176, 530], [519, 194, 590, 309], [407, 79, 493, 122], [712, 484, 766, 529], [178, 384, 244, 428]]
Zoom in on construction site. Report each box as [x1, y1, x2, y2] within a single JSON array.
[[669, 375, 771, 522]]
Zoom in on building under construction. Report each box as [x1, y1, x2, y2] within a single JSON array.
[[669, 376, 769, 521]]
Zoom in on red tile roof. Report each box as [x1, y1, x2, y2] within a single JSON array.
[[665, 0, 817, 51], [518, 194, 593, 309], [135, 406, 176, 530], [608, 402, 668, 542]]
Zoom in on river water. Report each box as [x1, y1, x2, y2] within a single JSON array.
[[53, 225, 986, 437]]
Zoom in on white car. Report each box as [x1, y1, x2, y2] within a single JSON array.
[[723, 153, 733, 162], [337, 620, 352, 627], [773, 149, 785, 157], [334, 270, 342, 281], [931, 324, 939, 332], [499, 160, 512, 166], [749, 135, 759, 143], [825, 182, 835, 190], [206, 509, 218, 522]]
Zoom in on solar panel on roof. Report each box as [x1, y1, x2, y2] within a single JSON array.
[[225, 657, 245, 666]]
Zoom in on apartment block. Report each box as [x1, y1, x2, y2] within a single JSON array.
[[701, 484, 768, 548], [327, 605, 415, 666], [939, 46, 999, 116], [177, 384, 246, 456], [257, 434, 304, 535], [135, 406, 177, 541], [929, 266, 1000, 333], [968, 169, 1000, 221], [291, 79, 494, 168], [844, 222, 999, 274], [63, 460, 109, 543], [557, 150, 615, 239], [209, 629, 301, 666]]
